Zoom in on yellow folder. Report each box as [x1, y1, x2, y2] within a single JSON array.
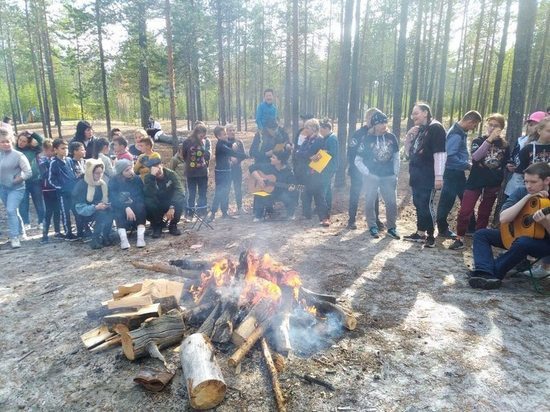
[[309, 149, 332, 173], [253, 191, 271, 197]]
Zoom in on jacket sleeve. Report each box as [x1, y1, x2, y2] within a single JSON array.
[[19, 153, 32, 181], [143, 174, 160, 210], [255, 104, 264, 130], [249, 133, 261, 158], [354, 156, 370, 176], [445, 133, 468, 169]]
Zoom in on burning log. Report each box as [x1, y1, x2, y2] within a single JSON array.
[[260, 338, 287, 412], [197, 302, 222, 337], [211, 301, 238, 343], [182, 301, 217, 325], [228, 324, 266, 367], [180, 333, 226, 410], [313, 301, 357, 331], [269, 313, 291, 356], [169, 258, 209, 271], [232, 298, 274, 346], [299, 287, 337, 304], [120, 309, 185, 363]]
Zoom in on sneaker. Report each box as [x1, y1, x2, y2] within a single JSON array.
[[37, 223, 43, 231], [424, 236, 436, 248], [369, 227, 380, 238], [207, 213, 216, 222], [320, 219, 331, 227], [468, 272, 502, 290], [90, 239, 103, 250], [54, 232, 64, 239], [403, 232, 426, 242], [10, 237, 21, 249], [24, 224, 32, 231], [168, 226, 182, 236], [252, 217, 261, 223], [376, 219, 385, 231], [347, 221, 357, 230], [64, 233, 79, 241], [387, 228, 400, 240], [439, 229, 457, 239], [40, 236, 49, 244], [448, 239, 464, 250]]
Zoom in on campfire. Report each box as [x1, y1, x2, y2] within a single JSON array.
[[81, 251, 357, 410]]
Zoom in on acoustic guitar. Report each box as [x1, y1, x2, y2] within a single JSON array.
[[500, 196, 550, 249], [247, 171, 304, 194]]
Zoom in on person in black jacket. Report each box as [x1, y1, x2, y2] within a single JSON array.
[[227, 124, 247, 214], [249, 150, 298, 222], [109, 159, 147, 249], [143, 158, 186, 238], [208, 126, 247, 221], [249, 118, 291, 165], [70, 120, 96, 159]]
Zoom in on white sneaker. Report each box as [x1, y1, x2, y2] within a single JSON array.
[[136, 225, 146, 248], [37, 223, 43, 231], [11, 237, 21, 248], [24, 224, 32, 231], [118, 228, 130, 250], [252, 217, 261, 223]]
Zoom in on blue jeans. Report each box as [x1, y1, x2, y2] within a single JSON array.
[[473, 228, 550, 279], [0, 186, 25, 238], [436, 169, 465, 233]]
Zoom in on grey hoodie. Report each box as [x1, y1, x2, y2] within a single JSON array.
[[0, 149, 32, 189]]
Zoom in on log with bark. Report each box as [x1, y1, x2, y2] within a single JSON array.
[[180, 333, 226, 410], [313, 301, 357, 331], [181, 301, 217, 325], [299, 287, 337, 304], [228, 324, 266, 367], [261, 338, 286, 412], [232, 298, 275, 346], [120, 309, 185, 363], [103, 303, 162, 330], [169, 258, 209, 271], [211, 301, 238, 343], [197, 301, 222, 337], [131, 261, 202, 279]]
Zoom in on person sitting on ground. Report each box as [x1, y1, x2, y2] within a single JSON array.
[[354, 109, 401, 239], [0, 127, 32, 249], [108, 159, 146, 249], [93, 137, 115, 183], [208, 125, 247, 221], [48, 139, 79, 241], [70, 120, 96, 159], [16, 129, 45, 231], [112, 136, 134, 162], [294, 118, 330, 227], [181, 124, 210, 217], [436, 110, 482, 239], [250, 118, 291, 165], [134, 137, 161, 181], [249, 150, 298, 222], [143, 158, 185, 238], [504, 111, 546, 199], [449, 114, 510, 250], [72, 159, 113, 249], [255, 88, 278, 131], [129, 128, 147, 161], [469, 162, 550, 290]]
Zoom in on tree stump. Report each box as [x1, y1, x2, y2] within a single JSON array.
[[180, 333, 226, 410]]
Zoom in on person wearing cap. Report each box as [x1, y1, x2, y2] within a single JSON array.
[[142, 157, 185, 238], [72, 159, 113, 249], [504, 111, 547, 198], [354, 109, 400, 239], [108, 159, 146, 249], [435, 110, 482, 239], [249, 118, 291, 165]]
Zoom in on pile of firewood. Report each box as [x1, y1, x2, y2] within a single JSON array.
[[81, 251, 357, 411]]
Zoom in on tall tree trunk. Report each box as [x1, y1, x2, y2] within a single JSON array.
[[506, 0, 537, 144], [291, 0, 299, 134], [5, 30, 22, 125], [95, 0, 111, 133], [434, 0, 453, 121], [24, 0, 47, 137], [164, 0, 178, 153], [302, 0, 308, 115], [74, 31, 84, 119], [449, 0, 469, 124], [236, 24, 242, 131], [491, 0, 512, 113], [38, 0, 62, 138], [0, 26, 17, 132], [465, 0, 485, 110], [243, 14, 248, 131], [335, 0, 354, 187], [347, 0, 362, 136], [392, 0, 408, 137], [407, 0, 423, 130], [137, 2, 151, 128], [35, 11, 52, 138], [284, 0, 292, 130], [216, 0, 226, 125], [527, 6, 549, 111], [323, 0, 333, 116]]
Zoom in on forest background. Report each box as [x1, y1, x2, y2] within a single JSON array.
[[0, 0, 548, 177]]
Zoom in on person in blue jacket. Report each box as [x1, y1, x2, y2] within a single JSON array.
[[255, 89, 278, 131], [319, 119, 339, 215]]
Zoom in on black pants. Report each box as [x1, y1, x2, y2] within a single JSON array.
[[114, 202, 146, 229], [80, 209, 113, 240], [42, 190, 60, 237], [211, 170, 232, 215], [412, 186, 436, 236], [230, 167, 243, 209], [147, 201, 182, 230], [254, 191, 297, 218], [57, 191, 74, 236], [186, 175, 208, 216], [302, 174, 329, 221]]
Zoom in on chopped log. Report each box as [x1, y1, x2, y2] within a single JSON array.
[[138, 279, 185, 302], [299, 287, 337, 304], [197, 302, 222, 337], [261, 338, 286, 412], [120, 309, 185, 362], [134, 366, 175, 392], [313, 301, 357, 331], [103, 303, 161, 330], [113, 282, 143, 299], [155, 296, 180, 313], [272, 352, 286, 373], [269, 313, 291, 356], [211, 302, 238, 343], [169, 258, 209, 271], [228, 324, 267, 367], [181, 301, 217, 325], [81, 326, 115, 350], [232, 298, 274, 346], [131, 261, 201, 279], [180, 333, 226, 410], [89, 335, 121, 353], [107, 295, 153, 310]]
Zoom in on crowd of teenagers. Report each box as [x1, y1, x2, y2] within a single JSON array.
[[1, 92, 550, 290]]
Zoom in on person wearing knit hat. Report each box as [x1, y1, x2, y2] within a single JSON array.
[[72, 159, 113, 249], [109, 158, 147, 249]]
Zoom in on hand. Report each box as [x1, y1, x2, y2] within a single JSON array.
[[12, 176, 23, 185], [265, 150, 273, 157], [125, 207, 136, 221], [285, 143, 293, 150], [229, 157, 237, 165], [164, 207, 175, 221], [532, 209, 549, 223], [487, 128, 502, 142], [95, 202, 109, 211], [310, 153, 322, 162], [530, 190, 549, 199], [506, 164, 516, 172], [434, 177, 443, 190]]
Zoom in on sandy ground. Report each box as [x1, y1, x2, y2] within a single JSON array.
[[0, 123, 548, 411]]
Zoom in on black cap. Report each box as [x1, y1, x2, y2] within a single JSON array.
[[145, 157, 161, 168]]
